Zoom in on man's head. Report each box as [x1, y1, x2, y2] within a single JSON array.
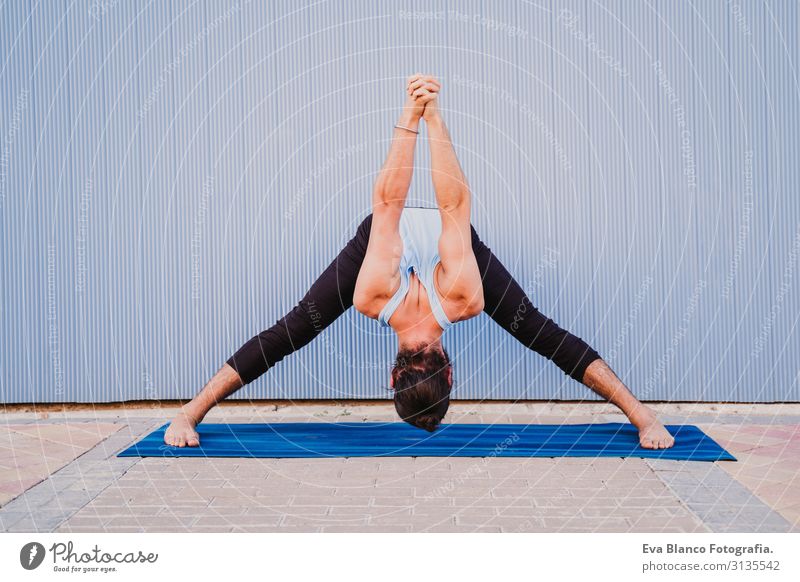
[[390, 343, 452, 432]]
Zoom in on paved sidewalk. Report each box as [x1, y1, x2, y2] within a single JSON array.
[[1, 402, 798, 533]]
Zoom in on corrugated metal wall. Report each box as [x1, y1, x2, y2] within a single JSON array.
[[2, 1, 798, 403]]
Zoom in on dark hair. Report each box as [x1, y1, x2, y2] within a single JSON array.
[[392, 345, 452, 432]]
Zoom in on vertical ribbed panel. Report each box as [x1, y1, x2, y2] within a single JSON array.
[[1, 1, 798, 402]]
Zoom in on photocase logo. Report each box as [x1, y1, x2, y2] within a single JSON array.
[[20, 542, 46, 570]]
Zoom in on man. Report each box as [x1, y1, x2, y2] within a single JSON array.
[[164, 75, 675, 450]]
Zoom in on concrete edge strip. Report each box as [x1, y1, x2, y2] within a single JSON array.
[[645, 459, 793, 533]]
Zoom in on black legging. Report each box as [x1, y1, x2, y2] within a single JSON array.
[[227, 214, 601, 386]]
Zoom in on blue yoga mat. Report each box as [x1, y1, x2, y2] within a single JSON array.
[[118, 422, 735, 461]]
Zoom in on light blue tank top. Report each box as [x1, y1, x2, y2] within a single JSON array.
[[377, 207, 453, 331]]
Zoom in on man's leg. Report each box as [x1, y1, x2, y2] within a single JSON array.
[[227, 214, 373, 383], [582, 359, 675, 449], [164, 215, 373, 446], [469, 227, 675, 450]]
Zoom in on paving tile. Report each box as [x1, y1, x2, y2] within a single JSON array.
[[370, 515, 450, 528], [0, 511, 30, 529], [290, 495, 369, 507], [7, 519, 63, 532], [443, 506, 499, 517], [531, 497, 616, 508], [286, 514, 370, 527], [249, 505, 324, 516], [540, 516, 631, 530], [58, 516, 109, 528], [71, 505, 164, 518], [209, 496, 291, 507], [497, 506, 575, 518], [373, 495, 454, 507], [104, 515, 196, 528], [334, 486, 414, 498], [320, 525, 410, 532], [195, 515, 283, 527], [456, 514, 545, 528], [327, 506, 410, 517]]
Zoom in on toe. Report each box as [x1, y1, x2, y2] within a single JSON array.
[[187, 437, 199, 447]]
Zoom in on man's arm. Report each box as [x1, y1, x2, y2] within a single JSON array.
[[371, 85, 425, 209], [353, 79, 430, 315], [418, 78, 483, 316], [417, 80, 468, 215]]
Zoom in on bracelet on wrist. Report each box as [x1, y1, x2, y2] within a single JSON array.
[[394, 123, 419, 134]]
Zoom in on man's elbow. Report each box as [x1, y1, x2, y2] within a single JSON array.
[[461, 295, 485, 319], [470, 297, 485, 318], [353, 289, 380, 319], [438, 194, 471, 216], [372, 179, 407, 209]]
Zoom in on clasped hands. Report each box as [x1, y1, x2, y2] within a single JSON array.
[[403, 74, 441, 123]]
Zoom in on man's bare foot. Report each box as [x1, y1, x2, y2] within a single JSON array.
[[164, 408, 200, 447], [628, 405, 675, 449]]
